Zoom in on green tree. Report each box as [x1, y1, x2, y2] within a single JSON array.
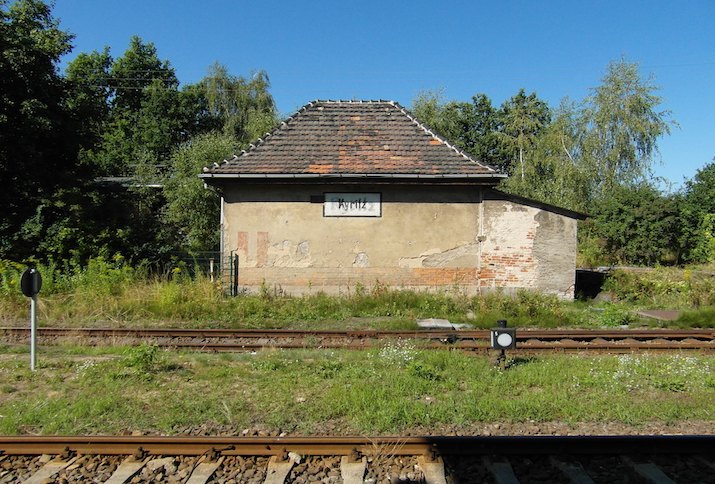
[[60, 37, 221, 263], [678, 160, 715, 263], [580, 183, 679, 266], [0, 0, 79, 260], [196, 63, 277, 142], [465, 94, 502, 169], [110, 36, 177, 112], [64, 48, 113, 161], [163, 66, 278, 254], [411, 91, 502, 168], [582, 59, 674, 195], [85, 36, 190, 176], [163, 133, 238, 253], [411, 90, 445, 131], [496, 89, 550, 179], [502, 100, 590, 212]]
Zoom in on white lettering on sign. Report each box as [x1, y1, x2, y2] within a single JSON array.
[[324, 193, 381, 217]]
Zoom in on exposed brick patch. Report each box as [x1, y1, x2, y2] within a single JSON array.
[[479, 251, 536, 288], [256, 232, 269, 268], [413, 268, 477, 285], [233, 267, 483, 294], [237, 232, 248, 259]]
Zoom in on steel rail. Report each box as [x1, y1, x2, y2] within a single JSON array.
[[1, 435, 713, 457], [1, 327, 713, 340], [147, 341, 713, 353], [1, 327, 713, 353]]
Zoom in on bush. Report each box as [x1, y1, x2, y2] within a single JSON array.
[[123, 343, 162, 373], [0, 260, 25, 298], [604, 268, 715, 309], [597, 303, 635, 327]]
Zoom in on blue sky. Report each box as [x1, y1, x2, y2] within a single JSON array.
[[53, 0, 714, 189]]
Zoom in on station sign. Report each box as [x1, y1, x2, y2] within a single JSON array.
[[324, 193, 381, 217]]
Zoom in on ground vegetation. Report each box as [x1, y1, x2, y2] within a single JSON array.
[[0, 259, 713, 329], [0, 346, 712, 435]]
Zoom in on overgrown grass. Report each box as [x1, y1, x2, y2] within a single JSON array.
[[2, 258, 714, 329], [0, 257, 577, 328], [675, 307, 715, 328], [0, 346, 712, 435], [604, 267, 715, 309]]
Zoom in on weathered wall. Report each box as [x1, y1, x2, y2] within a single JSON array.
[[221, 184, 578, 297], [479, 196, 578, 297]]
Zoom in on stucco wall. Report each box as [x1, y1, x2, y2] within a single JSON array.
[[480, 197, 578, 297], [221, 183, 578, 297]]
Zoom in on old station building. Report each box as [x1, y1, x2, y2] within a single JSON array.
[[200, 100, 585, 298]]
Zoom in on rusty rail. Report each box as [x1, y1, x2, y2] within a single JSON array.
[[1, 434, 714, 456], [1, 327, 713, 352]]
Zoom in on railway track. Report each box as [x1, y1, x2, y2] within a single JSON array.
[[1, 435, 713, 482], [1, 327, 713, 352]]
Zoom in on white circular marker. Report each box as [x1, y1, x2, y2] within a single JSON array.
[[496, 333, 513, 347]]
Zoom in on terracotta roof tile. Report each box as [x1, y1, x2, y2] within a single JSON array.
[[201, 100, 506, 180]]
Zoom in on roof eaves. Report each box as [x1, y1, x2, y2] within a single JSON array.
[[198, 172, 507, 180], [487, 188, 589, 220]]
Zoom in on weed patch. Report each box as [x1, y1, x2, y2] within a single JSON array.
[[604, 268, 715, 309]]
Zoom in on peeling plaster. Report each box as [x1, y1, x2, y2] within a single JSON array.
[[423, 243, 479, 267], [399, 243, 478, 268], [269, 240, 313, 267], [353, 252, 369, 267]]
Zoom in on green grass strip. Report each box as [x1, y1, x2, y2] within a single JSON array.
[[1, 345, 713, 435]]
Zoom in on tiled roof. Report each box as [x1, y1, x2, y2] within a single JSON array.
[[200, 100, 505, 181]]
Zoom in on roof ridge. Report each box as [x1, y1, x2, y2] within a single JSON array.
[[311, 99, 394, 103]]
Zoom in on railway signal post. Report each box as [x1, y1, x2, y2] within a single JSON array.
[[491, 319, 516, 369], [20, 268, 42, 371]]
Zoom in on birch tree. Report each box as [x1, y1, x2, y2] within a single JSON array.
[[582, 60, 674, 194]]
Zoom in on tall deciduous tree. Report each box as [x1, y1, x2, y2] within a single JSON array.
[[58, 37, 206, 262], [411, 90, 445, 131], [64, 48, 113, 161], [163, 133, 238, 254], [582, 59, 674, 195], [465, 94, 502, 169], [411, 91, 502, 169], [678, 160, 715, 263], [496, 89, 551, 179], [197, 63, 277, 143], [164, 66, 278, 254], [502, 100, 590, 212], [0, 0, 79, 260], [85, 36, 191, 176]]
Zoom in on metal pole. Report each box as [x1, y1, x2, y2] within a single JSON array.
[[30, 295, 37, 371], [233, 255, 239, 296]]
